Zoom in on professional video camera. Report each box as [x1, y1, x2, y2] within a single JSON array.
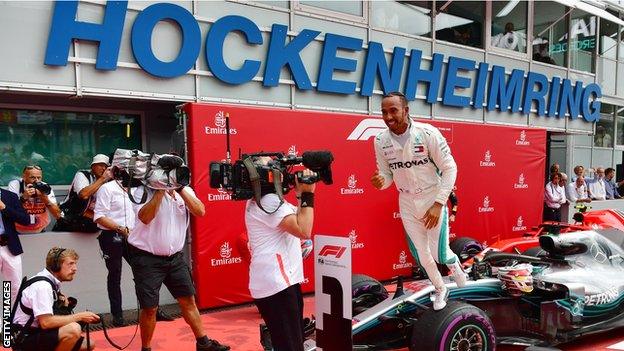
[[111, 149, 191, 203], [210, 150, 334, 199], [208, 115, 334, 213]]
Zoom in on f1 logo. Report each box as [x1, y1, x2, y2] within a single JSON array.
[[347, 119, 386, 141], [318, 245, 347, 258]]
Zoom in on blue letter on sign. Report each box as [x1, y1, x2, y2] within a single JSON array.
[[487, 66, 524, 113], [472, 62, 489, 109], [405, 50, 443, 103], [317, 33, 363, 94], [522, 72, 549, 116], [131, 3, 200, 78], [45, 0, 127, 70], [360, 42, 405, 97], [558, 79, 583, 119], [581, 83, 601, 122], [206, 15, 263, 85], [264, 24, 320, 89], [442, 56, 475, 107]]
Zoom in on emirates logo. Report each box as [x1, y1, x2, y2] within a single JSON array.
[[480, 150, 495, 167], [349, 230, 357, 244], [514, 173, 529, 189], [348, 174, 357, 189], [516, 130, 530, 145], [219, 242, 232, 258], [479, 196, 495, 213], [512, 215, 527, 231], [215, 111, 226, 128], [399, 251, 407, 264], [211, 242, 242, 267], [288, 145, 298, 156]]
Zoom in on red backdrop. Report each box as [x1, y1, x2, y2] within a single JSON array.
[[184, 103, 547, 309]]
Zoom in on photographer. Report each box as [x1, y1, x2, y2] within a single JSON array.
[[246, 159, 316, 351], [8, 165, 61, 234], [12, 247, 100, 351], [54, 154, 113, 232], [127, 185, 229, 351]]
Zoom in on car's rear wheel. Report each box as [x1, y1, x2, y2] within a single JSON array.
[[410, 301, 496, 351], [352, 274, 388, 315], [450, 237, 484, 263]]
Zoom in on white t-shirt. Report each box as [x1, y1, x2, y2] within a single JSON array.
[[12, 269, 60, 328], [93, 181, 136, 231], [69, 171, 97, 212], [588, 178, 607, 200], [128, 187, 192, 256], [245, 194, 303, 299]]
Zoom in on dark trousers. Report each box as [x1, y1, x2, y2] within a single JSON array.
[[543, 204, 562, 222], [98, 230, 129, 318], [254, 284, 304, 351]]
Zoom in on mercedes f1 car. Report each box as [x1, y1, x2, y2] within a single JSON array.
[[325, 227, 624, 351]]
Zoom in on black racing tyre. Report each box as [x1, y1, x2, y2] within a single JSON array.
[[450, 237, 484, 263], [352, 274, 388, 314], [523, 247, 548, 258], [410, 301, 496, 351]]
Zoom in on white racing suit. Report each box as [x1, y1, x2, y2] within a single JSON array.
[[374, 120, 458, 289]]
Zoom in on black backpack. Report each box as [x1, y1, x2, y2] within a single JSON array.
[[52, 171, 99, 233]]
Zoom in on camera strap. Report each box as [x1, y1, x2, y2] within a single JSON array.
[[242, 157, 284, 214], [125, 154, 148, 204]]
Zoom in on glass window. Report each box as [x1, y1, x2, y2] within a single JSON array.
[[299, 1, 363, 17], [0, 109, 142, 186], [600, 18, 618, 59], [255, 1, 289, 8], [569, 10, 596, 72], [595, 104, 614, 148], [491, 1, 528, 53], [371, 1, 431, 37], [435, 1, 484, 48], [533, 1, 568, 67], [617, 107, 624, 146]]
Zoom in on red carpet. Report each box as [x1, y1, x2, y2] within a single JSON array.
[[89, 296, 624, 351]]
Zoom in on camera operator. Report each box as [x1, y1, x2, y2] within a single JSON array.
[[54, 154, 113, 232], [246, 160, 316, 351], [12, 247, 100, 351], [8, 165, 61, 234], [126, 185, 230, 351]]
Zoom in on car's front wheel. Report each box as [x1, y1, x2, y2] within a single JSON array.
[[410, 301, 496, 351]]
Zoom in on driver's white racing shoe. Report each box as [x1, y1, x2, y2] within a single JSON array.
[[448, 261, 468, 288], [432, 285, 449, 310]]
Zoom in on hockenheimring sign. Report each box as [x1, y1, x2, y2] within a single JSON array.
[[44, 1, 602, 122]]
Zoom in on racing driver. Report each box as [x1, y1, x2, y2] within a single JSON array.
[[371, 91, 466, 310]]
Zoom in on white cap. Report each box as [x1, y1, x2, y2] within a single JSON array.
[[91, 154, 110, 166]]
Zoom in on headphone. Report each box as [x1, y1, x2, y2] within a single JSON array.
[[49, 248, 66, 273]]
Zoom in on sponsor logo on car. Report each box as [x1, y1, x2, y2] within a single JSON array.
[[349, 230, 365, 249], [514, 173, 529, 189], [516, 130, 530, 146], [480, 150, 496, 167], [205, 111, 238, 135], [341, 174, 364, 195], [585, 286, 619, 306], [211, 242, 242, 266], [478, 196, 495, 213]]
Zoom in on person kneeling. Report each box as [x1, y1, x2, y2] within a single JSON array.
[[11, 247, 100, 351]]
